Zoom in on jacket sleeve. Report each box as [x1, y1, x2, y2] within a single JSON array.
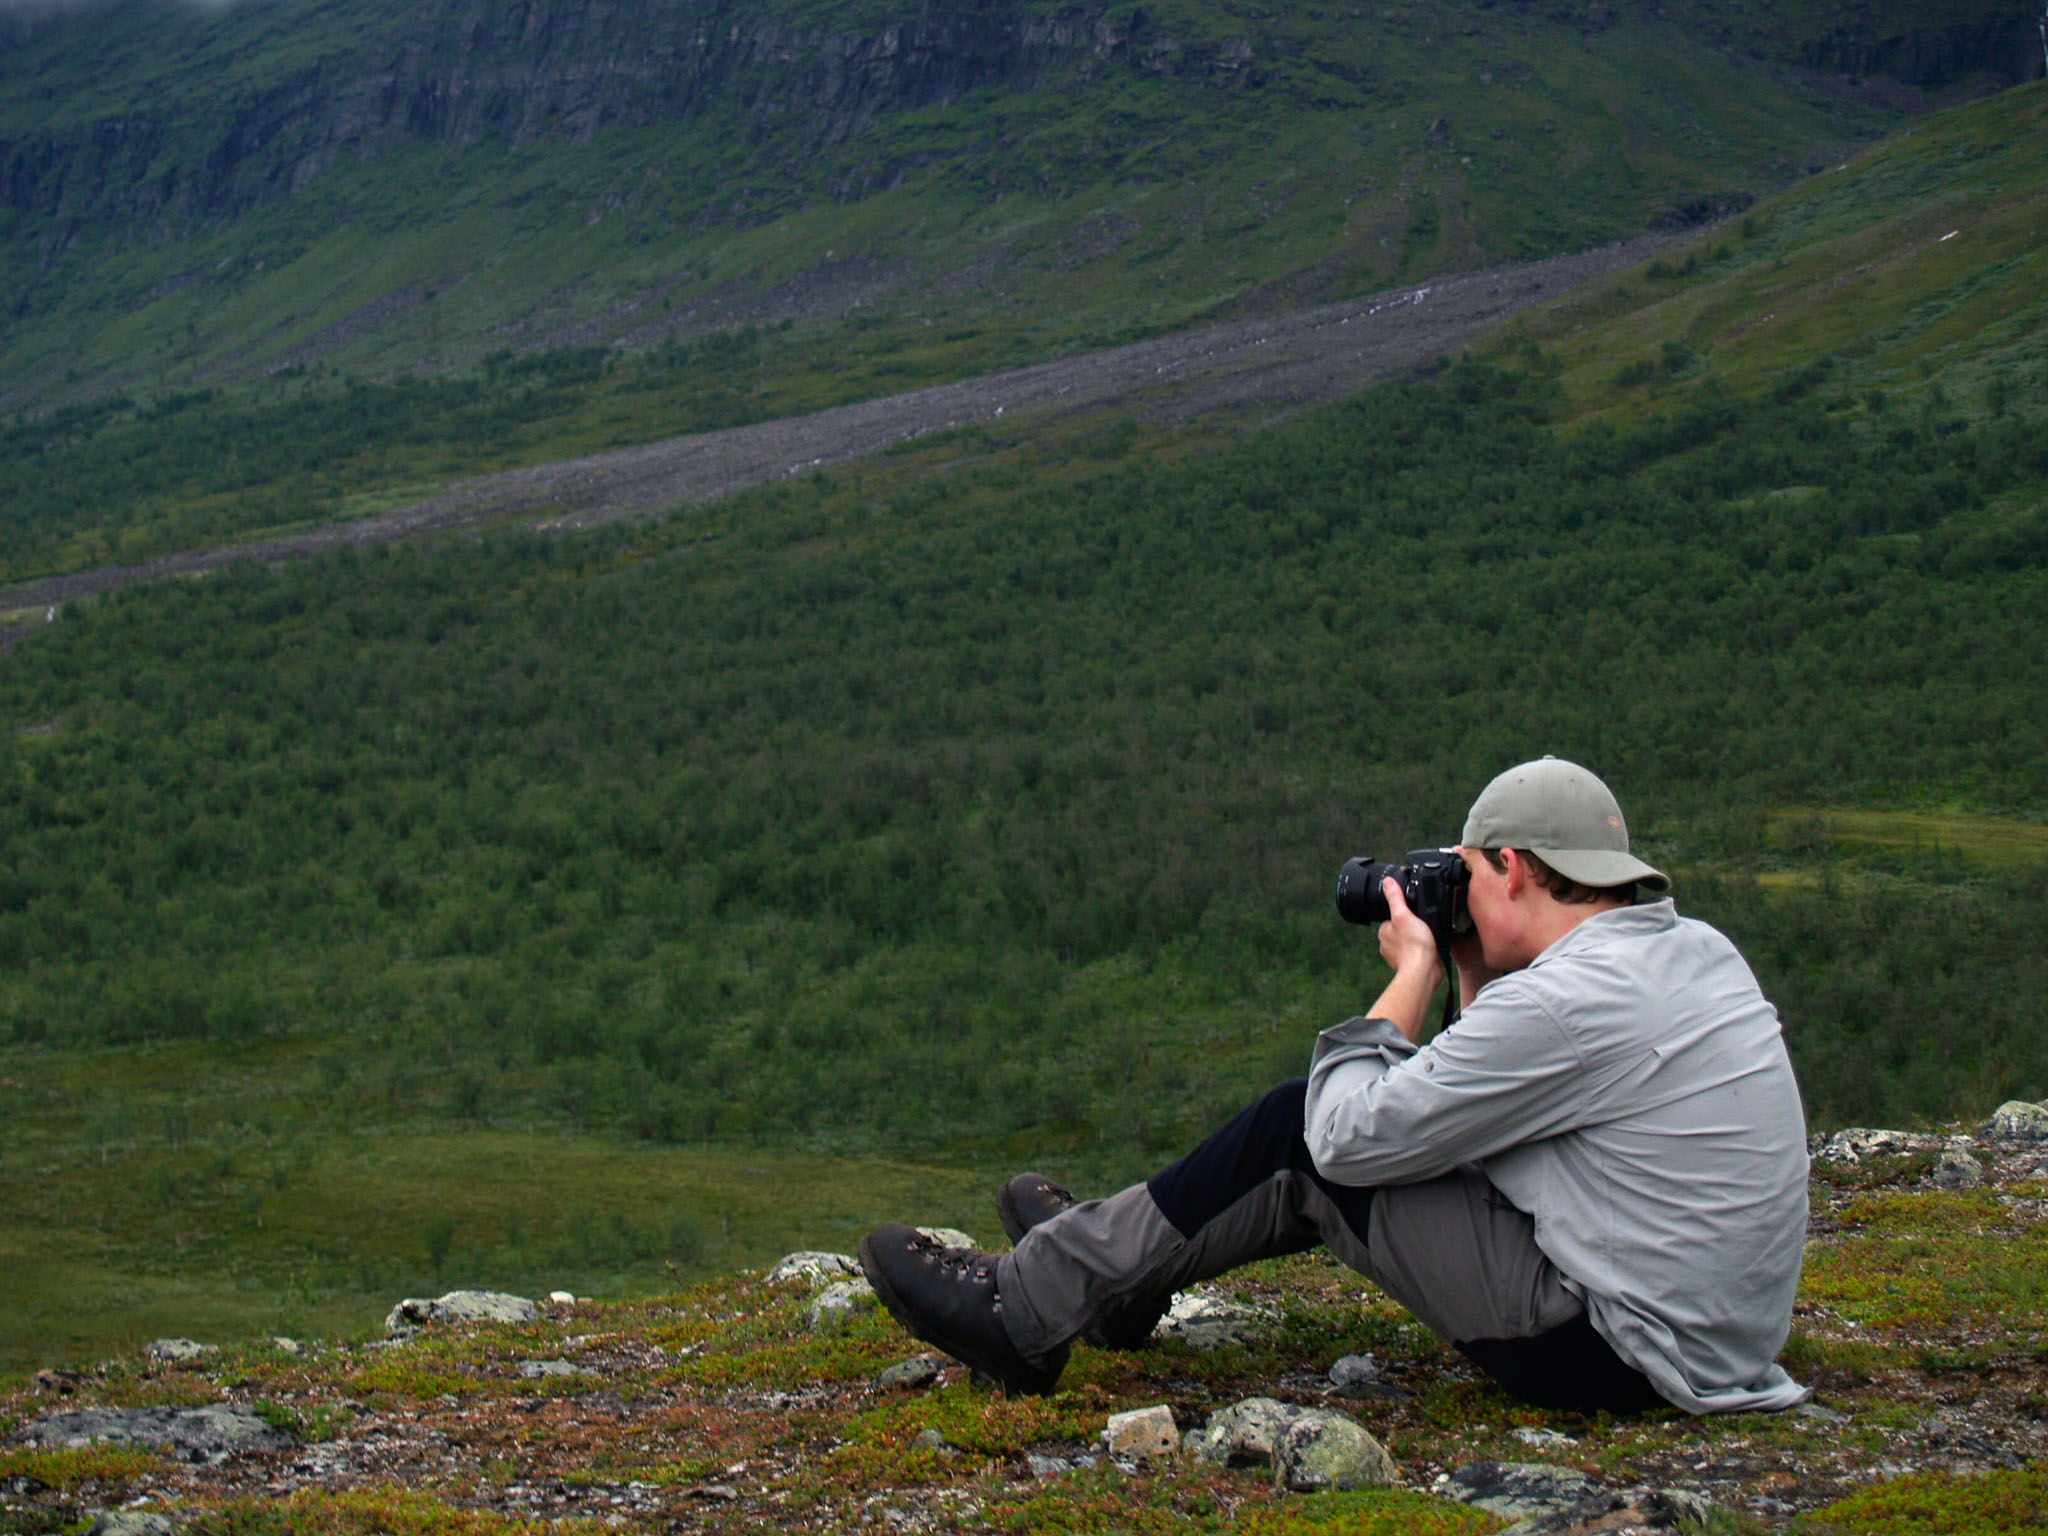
[[1303, 978, 1596, 1187]]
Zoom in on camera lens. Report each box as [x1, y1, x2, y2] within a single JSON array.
[[1335, 856, 1403, 926]]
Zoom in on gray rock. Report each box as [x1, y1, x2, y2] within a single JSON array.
[[518, 1359, 596, 1380], [1513, 1426, 1579, 1449], [1439, 1461, 1605, 1522], [912, 1428, 948, 1452], [1272, 1411, 1397, 1492], [1815, 1127, 1937, 1163], [876, 1354, 945, 1391], [1328, 1353, 1380, 1389], [1026, 1452, 1076, 1478], [1104, 1404, 1178, 1461], [764, 1251, 862, 1285], [145, 1339, 213, 1365], [1157, 1288, 1274, 1351], [1795, 1402, 1849, 1424], [1184, 1396, 1305, 1466], [85, 1514, 177, 1536], [806, 1278, 877, 1331], [915, 1226, 978, 1250], [1932, 1141, 1985, 1190], [11, 1405, 294, 1463], [1497, 1486, 1714, 1535], [1986, 1100, 2048, 1142], [384, 1289, 538, 1332]]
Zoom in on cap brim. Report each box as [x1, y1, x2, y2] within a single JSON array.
[[1535, 848, 1671, 893]]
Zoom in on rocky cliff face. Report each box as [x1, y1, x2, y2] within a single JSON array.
[[0, 0, 1259, 232]]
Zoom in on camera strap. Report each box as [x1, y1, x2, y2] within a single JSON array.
[[1436, 938, 1460, 1035]]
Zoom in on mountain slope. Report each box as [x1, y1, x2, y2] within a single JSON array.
[[1, 0, 2022, 406]]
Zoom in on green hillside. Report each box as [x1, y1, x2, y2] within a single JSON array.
[[0, 10, 2044, 1374]]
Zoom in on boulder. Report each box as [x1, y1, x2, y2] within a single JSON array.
[[1985, 1100, 2048, 1142], [807, 1279, 877, 1332], [1184, 1396, 1304, 1466], [1104, 1404, 1178, 1461], [1272, 1411, 1397, 1492], [11, 1405, 294, 1463], [384, 1290, 538, 1333], [765, 1251, 862, 1285]]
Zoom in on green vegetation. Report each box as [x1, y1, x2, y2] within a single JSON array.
[[0, 0, 2043, 1396], [1508, 81, 2048, 423], [1, 334, 2044, 1368], [1794, 1465, 2048, 1535], [4, 1169, 2045, 1534]]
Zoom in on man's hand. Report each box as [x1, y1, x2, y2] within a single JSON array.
[[1366, 878, 1445, 1044]]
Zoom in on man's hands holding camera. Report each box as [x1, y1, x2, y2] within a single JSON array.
[[1375, 877, 1506, 1038]]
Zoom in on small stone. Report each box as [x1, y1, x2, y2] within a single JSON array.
[[384, 1290, 538, 1332], [1441, 1461, 1605, 1521], [1795, 1403, 1849, 1425], [1184, 1396, 1305, 1466], [912, 1428, 948, 1452], [1512, 1426, 1579, 1449], [1932, 1142, 1984, 1190], [1815, 1127, 1934, 1163], [876, 1354, 944, 1391], [1985, 1100, 2048, 1142], [546, 1290, 577, 1305], [1026, 1452, 1074, 1478], [1272, 1411, 1396, 1493], [518, 1359, 596, 1380], [145, 1339, 213, 1365], [807, 1278, 877, 1332], [268, 1338, 302, 1355], [1328, 1353, 1380, 1389], [915, 1226, 978, 1250], [85, 1514, 177, 1536], [764, 1251, 861, 1285], [1104, 1404, 1178, 1461], [1156, 1288, 1274, 1350]]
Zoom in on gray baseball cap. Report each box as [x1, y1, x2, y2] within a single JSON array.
[[1460, 756, 1670, 892]]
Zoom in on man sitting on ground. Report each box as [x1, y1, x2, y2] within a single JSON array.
[[859, 757, 1809, 1414]]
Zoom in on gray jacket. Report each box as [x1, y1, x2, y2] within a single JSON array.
[[1303, 900, 1809, 1413]]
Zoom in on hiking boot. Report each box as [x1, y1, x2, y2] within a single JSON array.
[[994, 1172, 1170, 1352], [857, 1223, 1069, 1395], [995, 1171, 1080, 1246]]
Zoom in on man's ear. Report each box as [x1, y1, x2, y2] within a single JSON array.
[[1499, 848, 1527, 897]]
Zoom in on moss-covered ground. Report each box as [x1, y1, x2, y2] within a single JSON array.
[[4, 1141, 2045, 1535]]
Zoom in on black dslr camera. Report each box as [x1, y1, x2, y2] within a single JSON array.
[[1334, 848, 1473, 949]]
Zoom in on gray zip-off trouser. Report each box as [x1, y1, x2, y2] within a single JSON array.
[[994, 1079, 1591, 1371]]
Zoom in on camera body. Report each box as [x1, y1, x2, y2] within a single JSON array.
[[1335, 847, 1473, 948]]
